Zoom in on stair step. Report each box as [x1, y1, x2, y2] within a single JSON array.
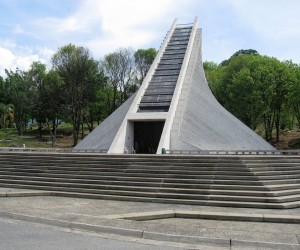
[[0, 173, 262, 185], [0, 180, 295, 203], [0, 183, 288, 209], [0, 152, 299, 208]]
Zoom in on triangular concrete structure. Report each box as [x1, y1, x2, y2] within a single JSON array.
[[75, 17, 275, 153]]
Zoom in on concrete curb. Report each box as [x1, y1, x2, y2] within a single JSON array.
[[0, 210, 300, 249], [117, 209, 300, 224], [0, 211, 143, 238]]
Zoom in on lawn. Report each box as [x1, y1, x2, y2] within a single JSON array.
[[0, 125, 299, 150]]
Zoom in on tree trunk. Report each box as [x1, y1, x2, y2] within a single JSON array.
[[274, 109, 281, 143], [72, 110, 80, 147]]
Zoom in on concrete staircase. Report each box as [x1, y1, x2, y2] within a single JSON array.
[[0, 152, 299, 209]]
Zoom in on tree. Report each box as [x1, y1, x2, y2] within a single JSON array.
[[52, 44, 99, 146], [5, 69, 33, 136], [220, 49, 259, 66], [214, 55, 264, 130], [203, 61, 224, 100], [134, 48, 157, 85], [101, 47, 136, 113], [286, 61, 300, 128], [82, 68, 108, 133], [38, 70, 65, 147], [28, 62, 47, 137], [210, 53, 293, 142]]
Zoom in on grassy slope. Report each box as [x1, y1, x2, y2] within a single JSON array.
[[0, 125, 299, 150]]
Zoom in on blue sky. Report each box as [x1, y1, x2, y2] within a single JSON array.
[[1, 0, 300, 76]]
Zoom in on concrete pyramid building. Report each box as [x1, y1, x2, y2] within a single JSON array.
[[75, 17, 275, 154]]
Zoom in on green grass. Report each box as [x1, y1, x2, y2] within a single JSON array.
[[0, 124, 75, 148]]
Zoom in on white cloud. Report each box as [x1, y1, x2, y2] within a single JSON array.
[[0, 46, 47, 77], [32, 0, 194, 57], [3, 0, 300, 74]]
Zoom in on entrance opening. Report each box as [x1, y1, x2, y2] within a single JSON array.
[[134, 121, 165, 154]]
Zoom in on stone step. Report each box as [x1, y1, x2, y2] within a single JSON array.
[[0, 183, 290, 209], [4, 175, 300, 197], [0, 166, 256, 175], [247, 163, 300, 171], [256, 174, 300, 180], [251, 167, 300, 176], [0, 175, 274, 196], [0, 152, 299, 208], [261, 179, 300, 185], [0, 175, 268, 191], [0, 172, 262, 185], [0, 179, 295, 203], [267, 183, 300, 191], [0, 169, 258, 180], [0, 159, 254, 166]]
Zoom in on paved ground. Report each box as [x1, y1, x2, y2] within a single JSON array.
[[1, 187, 300, 249], [0, 218, 184, 250]]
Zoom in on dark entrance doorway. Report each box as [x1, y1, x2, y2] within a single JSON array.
[[134, 121, 165, 154]]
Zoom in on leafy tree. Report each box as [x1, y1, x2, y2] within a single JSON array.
[[285, 61, 300, 128], [52, 44, 99, 146], [4, 69, 33, 135], [203, 61, 224, 101], [82, 68, 108, 133], [38, 70, 65, 146], [101, 47, 136, 113], [27, 62, 47, 137], [214, 55, 264, 130], [210, 52, 294, 142], [134, 48, 157, 85], [252, 56, 293, 142], [220, 49, 259, 66]]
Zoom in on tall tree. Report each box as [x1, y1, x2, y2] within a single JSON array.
[[39, 70, 65, 146], [286, 61, 300, 128], [134, 48, 157, 85], [28, 62, 47, 137], [4, 69, 33, 136], [52, 44, 98, 146], [101, 47, 136, 113]]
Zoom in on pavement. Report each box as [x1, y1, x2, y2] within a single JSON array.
[[1, 187, 300, 249]]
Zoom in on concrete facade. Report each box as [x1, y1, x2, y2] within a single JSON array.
[[75, 17, 274, 153]]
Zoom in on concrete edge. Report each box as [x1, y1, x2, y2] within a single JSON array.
[[117, 209, 300, 224], [0, 210, 299, 249], [231, 239, 300, 250], [114, 210, 175, 221], [0, 211, 143, 238]]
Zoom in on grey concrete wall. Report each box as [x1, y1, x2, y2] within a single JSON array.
[[170, 29, 275, 150]]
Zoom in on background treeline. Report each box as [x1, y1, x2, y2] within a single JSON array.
[[0, 46, 299, 148], [0, 44, 156, 146], [204, 49, 300, 144]]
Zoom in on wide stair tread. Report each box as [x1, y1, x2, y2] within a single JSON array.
[[0, 152, 299, 208]]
